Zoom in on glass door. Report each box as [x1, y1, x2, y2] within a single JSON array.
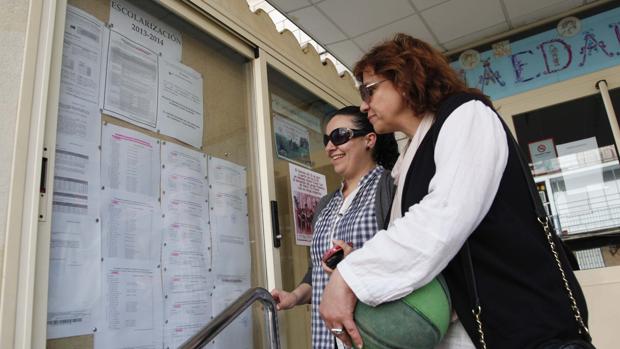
[[266, 66, 340, 349]]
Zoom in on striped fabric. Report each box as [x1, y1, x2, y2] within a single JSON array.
[[310, 166, 384, 349]]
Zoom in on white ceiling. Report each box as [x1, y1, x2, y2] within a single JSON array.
[[265, 0, 605, 69]]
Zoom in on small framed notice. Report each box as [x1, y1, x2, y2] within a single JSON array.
[[528, 138, 557, 175]]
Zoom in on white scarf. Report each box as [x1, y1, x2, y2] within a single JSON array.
[[389, 115, 434, 224]]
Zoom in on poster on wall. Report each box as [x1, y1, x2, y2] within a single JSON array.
[[103, 30, 159, 130], [157, 59, 204, 148], [273, 114, 311, 167], [109, 0, 182, 61], [288, 163, 327, 246]]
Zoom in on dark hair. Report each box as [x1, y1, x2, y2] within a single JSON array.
[[353, 33, 491, 116], [324, 106, 399, 170]]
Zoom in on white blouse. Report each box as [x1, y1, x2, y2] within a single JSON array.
[[337, 100, 509, 348]]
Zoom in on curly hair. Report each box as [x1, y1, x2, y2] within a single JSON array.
[[353, 33, 490, 116], [324, 106, 399, 170]]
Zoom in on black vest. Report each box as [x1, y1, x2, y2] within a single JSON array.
[[401, 93, 588, 349]]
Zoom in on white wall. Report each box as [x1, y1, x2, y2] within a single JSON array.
[[0, 0, 30, 284], [576, 266, 620, 349]]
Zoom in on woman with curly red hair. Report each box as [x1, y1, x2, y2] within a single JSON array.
[[320, 34, 591, 349]]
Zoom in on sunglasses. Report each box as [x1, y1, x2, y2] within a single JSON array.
[[323, 127, 369, 146], [359, 79, 387, 102]]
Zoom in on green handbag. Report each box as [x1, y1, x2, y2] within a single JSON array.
[[354, 274, 451, 349]]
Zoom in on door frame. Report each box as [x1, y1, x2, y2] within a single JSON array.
[[0, 1, 61, 348], [257, 46, 358, 292], [256, 48, 359, 349]]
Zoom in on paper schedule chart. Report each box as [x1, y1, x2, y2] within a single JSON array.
[[161, 142, 213, 348], [47, 5, 105, 339]]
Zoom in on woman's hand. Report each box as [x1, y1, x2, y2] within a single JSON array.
[[270, 289, 299, 311], [322, 240, 354, 275], [319, 269, 363, 349], [270, 284, 311, 311]]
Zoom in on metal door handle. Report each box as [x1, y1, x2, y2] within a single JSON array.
[[270, 200, 281, 248]]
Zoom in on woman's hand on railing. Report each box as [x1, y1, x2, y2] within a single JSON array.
[[271, 283, 311, 311], [270, 289, 299, 311]]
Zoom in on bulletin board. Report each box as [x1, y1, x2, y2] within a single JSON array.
[[47, 0, 264, 348]]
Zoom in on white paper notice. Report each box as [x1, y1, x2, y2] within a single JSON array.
[[57, 5, 105, 147], [162, 143, 207, 202], [161, 143, 209, 253], [165, 296, 212, 349], [102, 123, 160, 199], [289, 163, 327, 246], [158, 59, 204, 148], [101, 190, 161, 262], [53, 140, 101, 218], [62, 6, 105, 104], [99, 123, 163, 347], [556, 137, 604, 195], [161, 142, 213, 348], [47, 6, 105, 338], [208, 157, 251, 287], [47, 212, 101, 339], [49, 143, 102, 325], [211, 286, 252, 349], [57, 99, 102, 148], [103, 31, 158, 130], [109, 0, 182, 61], [162, 223, 211, 296], [557, 137, 602, 172], [96, 259, 163, 349], [555, 137, 606, 234]]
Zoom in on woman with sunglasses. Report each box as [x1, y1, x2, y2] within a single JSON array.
[[271, 106, 399, 349], [320, 34, 590, 349]]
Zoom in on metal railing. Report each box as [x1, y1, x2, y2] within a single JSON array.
[[178, 287, 281, 349]]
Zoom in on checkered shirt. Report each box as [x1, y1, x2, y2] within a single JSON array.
[[310, 166, 384, 349]]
